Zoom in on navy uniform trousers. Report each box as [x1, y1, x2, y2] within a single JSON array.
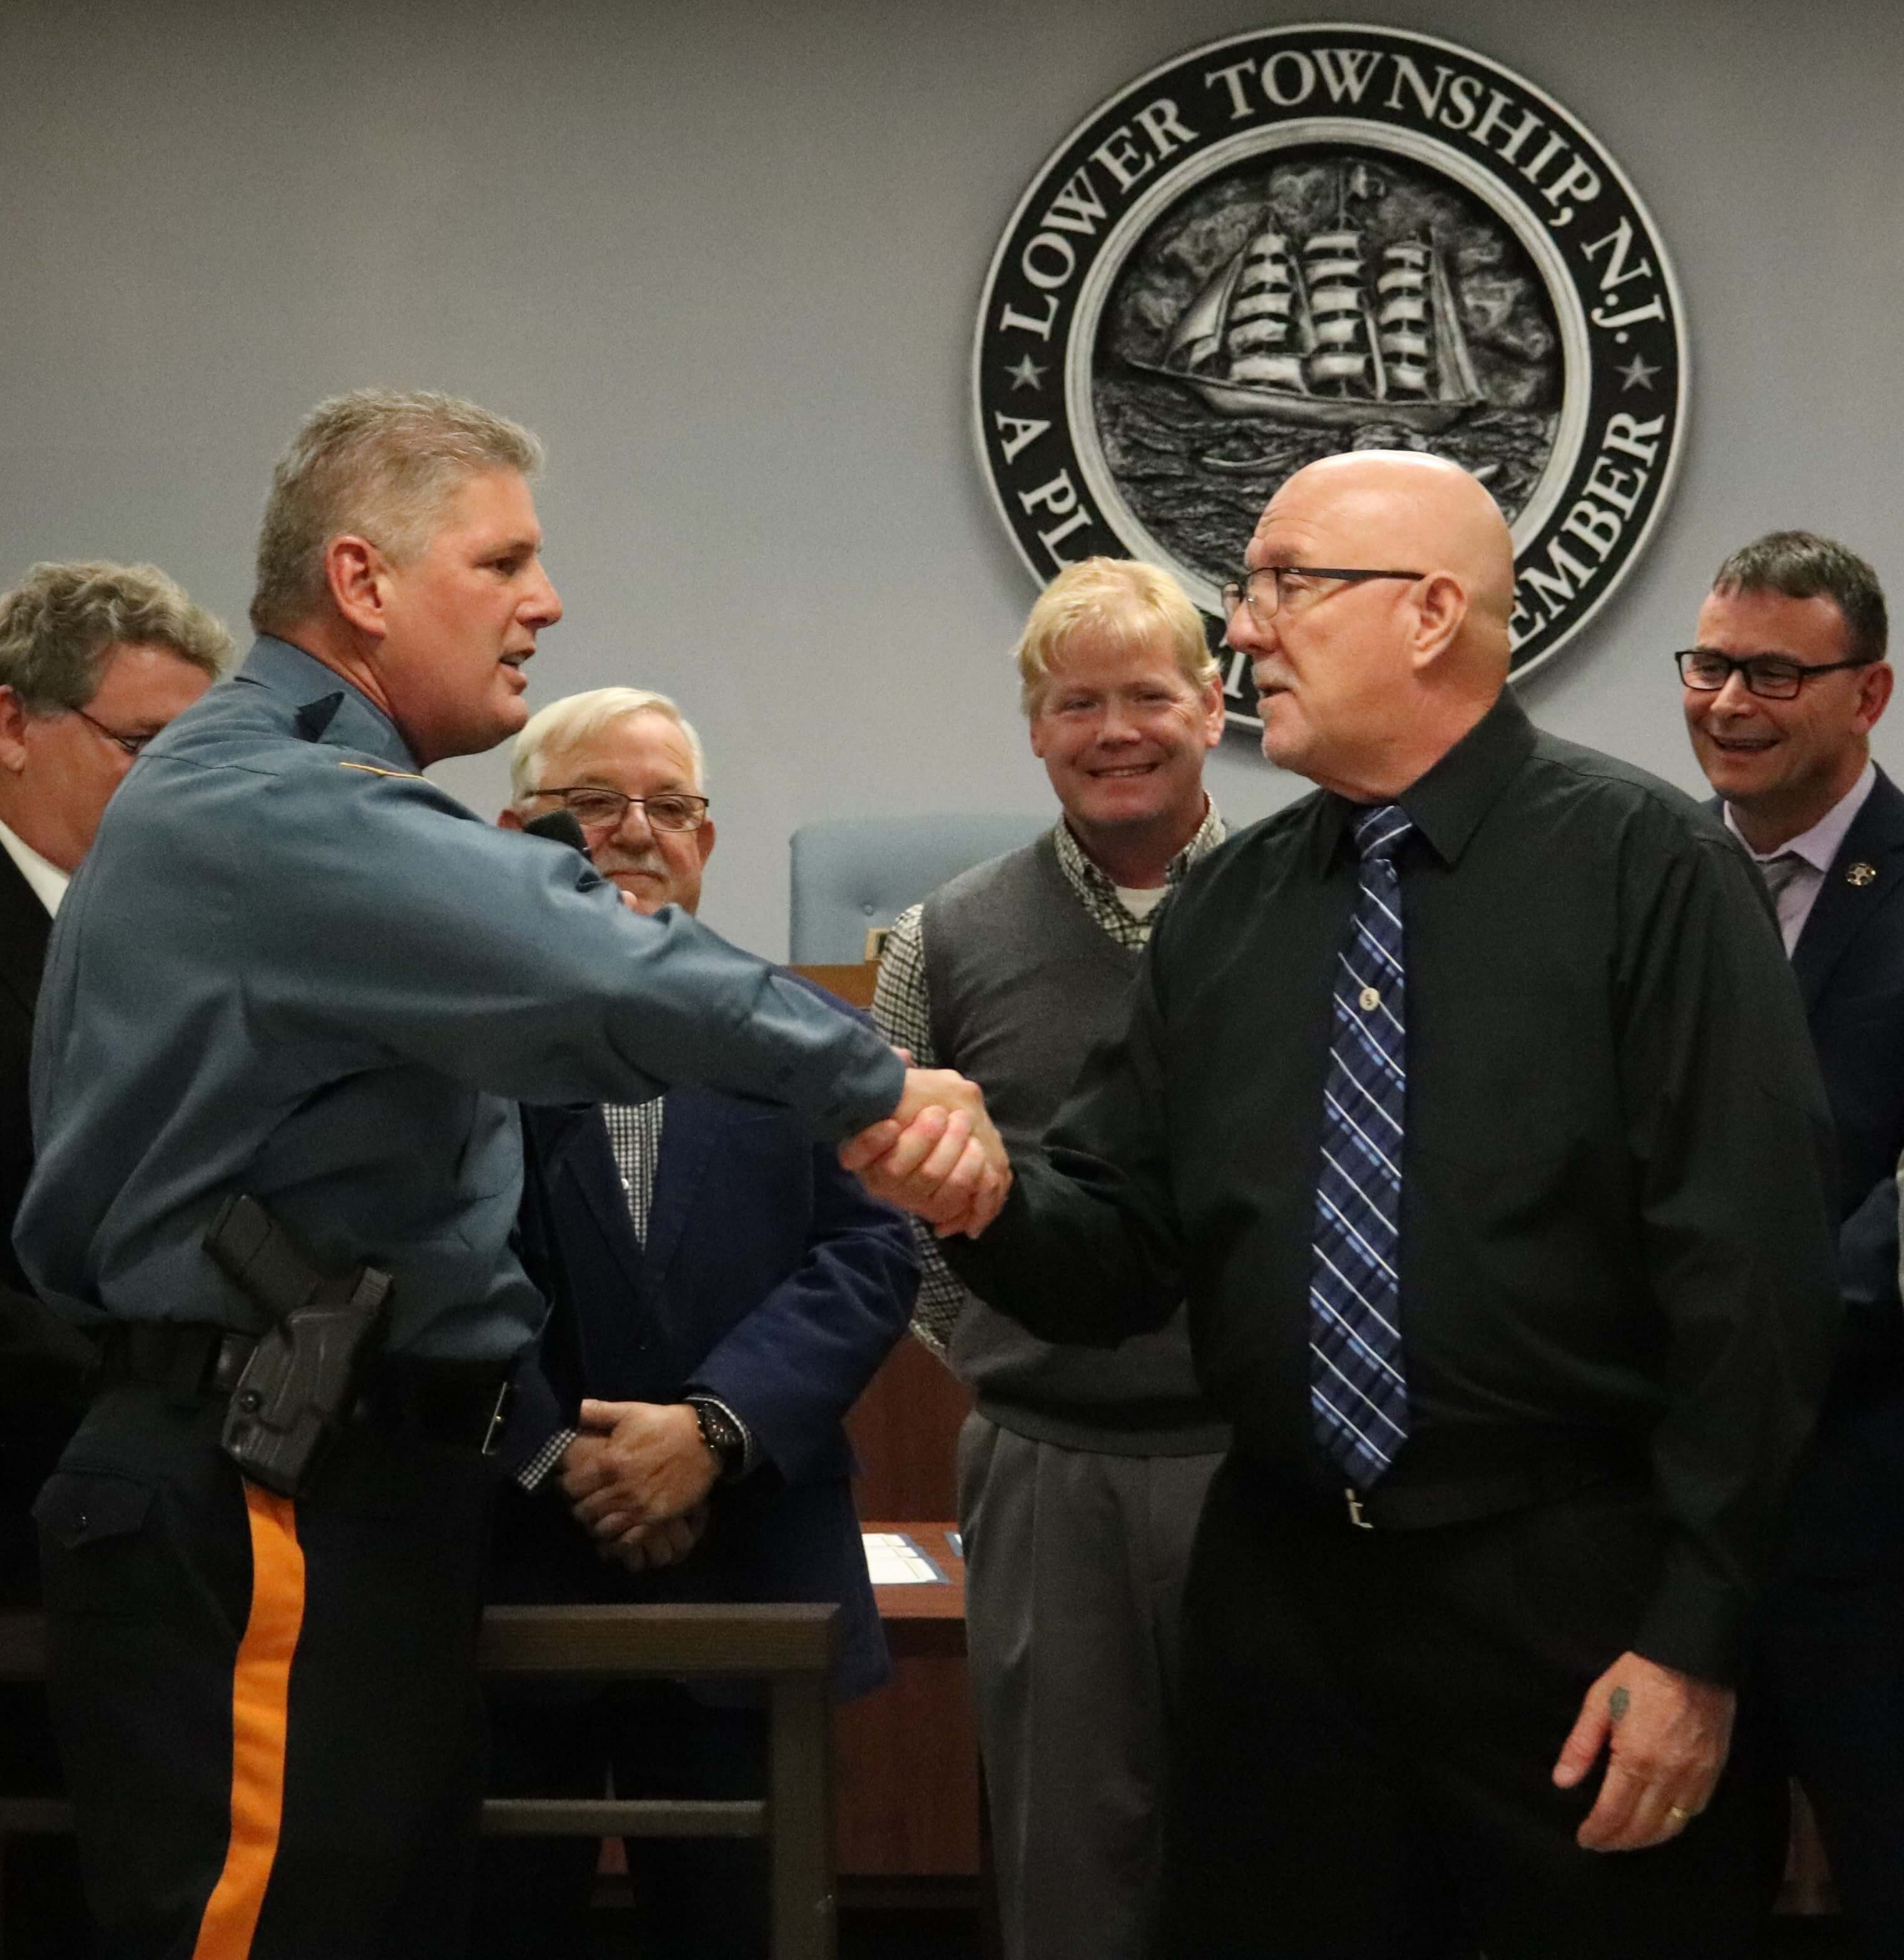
[[36, 1384, 495, 1960]]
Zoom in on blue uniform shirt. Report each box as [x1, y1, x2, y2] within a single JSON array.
[[18, 636, 904, 1363]]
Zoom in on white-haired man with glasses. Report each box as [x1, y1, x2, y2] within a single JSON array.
[[502, 685, 717, 911], [1680, 531, 1904, 1960], [477, 685, 917, 1957]]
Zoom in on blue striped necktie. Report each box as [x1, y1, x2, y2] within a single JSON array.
[[1309, 802, 1413, 1489]]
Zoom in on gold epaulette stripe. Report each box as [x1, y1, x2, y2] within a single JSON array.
[[337, 761, 426, 782]]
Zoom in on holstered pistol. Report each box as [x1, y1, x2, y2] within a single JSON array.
[[202, 1193, 392, 1498]]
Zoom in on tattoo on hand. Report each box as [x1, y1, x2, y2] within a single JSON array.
[[1608, 1686, 1629, 1723]]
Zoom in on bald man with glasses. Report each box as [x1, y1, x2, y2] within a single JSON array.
[[849, 456, 1843, 1959], [1680, 530, 1904, 1960]]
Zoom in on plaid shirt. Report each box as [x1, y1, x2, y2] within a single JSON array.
[[871, 802, 1226, 1354], [601, 1097, 667, 1239]]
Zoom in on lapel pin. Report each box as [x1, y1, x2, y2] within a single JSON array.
[[1846, 861, 1878, 887]]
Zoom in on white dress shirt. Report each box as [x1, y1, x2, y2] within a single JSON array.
[[0, 815, 68, 917]]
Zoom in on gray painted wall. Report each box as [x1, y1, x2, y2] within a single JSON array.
[[4, 0, 1899, 955]]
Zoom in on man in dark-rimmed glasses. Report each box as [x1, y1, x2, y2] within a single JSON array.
[[1680, 530, 1904, 1960], [847, 450, 1842, 1957], [1679, 533, 1892, 880]]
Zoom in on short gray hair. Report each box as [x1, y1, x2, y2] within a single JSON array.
[[509, 687, 707, 805], [250, 389, 544, 636], [0, 560, 231, 713]]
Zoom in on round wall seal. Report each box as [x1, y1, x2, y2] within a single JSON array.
[[973, 24, 1687, 729]]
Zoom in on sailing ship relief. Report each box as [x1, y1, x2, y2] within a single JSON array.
[[1136, 179, 1483, 432]]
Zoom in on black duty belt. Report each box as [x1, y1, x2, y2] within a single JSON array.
[[101, 1324, 511, 1455]]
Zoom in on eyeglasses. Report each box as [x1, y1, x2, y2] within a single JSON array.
[[71, 706, 158, 757], [535, 787, 710, 832], [1219, 566, 1425, 624], [1674, 650, 1876, 702]]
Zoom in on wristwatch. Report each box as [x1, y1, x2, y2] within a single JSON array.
[[685, 1396, 747, 1480]]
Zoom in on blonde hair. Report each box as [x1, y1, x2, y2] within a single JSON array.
[[509, 687, 707, 804], [250, 389, 543, 635], [0, 560, 230, 711], [1015, 557, 1216, 715]]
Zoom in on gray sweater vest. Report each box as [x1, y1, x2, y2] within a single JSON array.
[[923, 834, 1229, 1455]]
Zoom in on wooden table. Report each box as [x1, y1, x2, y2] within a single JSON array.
[[833, 1523, 980, 1885], [864, 1523, 967, 1658]]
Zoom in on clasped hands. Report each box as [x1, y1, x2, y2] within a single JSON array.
[[558, 1397, 717, 1572], [839, 1064, 1012, 1238]]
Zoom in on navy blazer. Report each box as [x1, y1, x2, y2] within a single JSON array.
[[1775, 768, 1904, 1580], [492, 1063, 919, 1699]]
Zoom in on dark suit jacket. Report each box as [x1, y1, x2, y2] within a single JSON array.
[[0, 849, 93, 1601], [492, 1069, 919, 1700], [1779, 768, 1904, 1580]]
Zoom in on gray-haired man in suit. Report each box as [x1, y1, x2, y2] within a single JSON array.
[[0, 558, 226, 1957]]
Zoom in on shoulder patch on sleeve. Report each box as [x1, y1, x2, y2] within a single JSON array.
[[337, 760, 427, 782]]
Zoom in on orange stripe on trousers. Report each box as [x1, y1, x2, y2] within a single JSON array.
[[191, 1484, 305, 1960]]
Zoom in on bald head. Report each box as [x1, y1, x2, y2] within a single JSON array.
[[1225, 450, 1517, 800], [1277, 451, 1515, 658]]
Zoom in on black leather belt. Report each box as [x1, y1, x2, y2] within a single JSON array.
[[1338, 1456, 1629, 1531], [101, 1324, 511, 1454], [1234, 1447, 1638, 1533]]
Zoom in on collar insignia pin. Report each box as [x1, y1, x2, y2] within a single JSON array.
[[1847, 862, 1878, 887]]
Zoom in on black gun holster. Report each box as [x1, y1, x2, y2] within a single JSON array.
[[202, 1194, 392, 1499]]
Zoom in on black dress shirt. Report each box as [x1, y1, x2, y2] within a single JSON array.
[[947, 692, 1841, 1683]]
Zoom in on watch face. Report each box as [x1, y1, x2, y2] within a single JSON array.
[[692, 1400, 743, 1463]]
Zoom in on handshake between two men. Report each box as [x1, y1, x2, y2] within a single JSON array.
[[842, 1063, 1013, 1239]]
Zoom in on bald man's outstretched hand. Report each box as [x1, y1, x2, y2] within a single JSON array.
[[842, 1066, 1012, 1238]]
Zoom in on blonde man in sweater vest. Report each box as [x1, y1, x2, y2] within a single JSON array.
[[873, 558, 1228, 1960]]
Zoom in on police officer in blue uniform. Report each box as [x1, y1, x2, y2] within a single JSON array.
[[14, 389, 1005, 1960]]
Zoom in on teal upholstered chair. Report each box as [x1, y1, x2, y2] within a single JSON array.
[[787, 814, 1048, 964]]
